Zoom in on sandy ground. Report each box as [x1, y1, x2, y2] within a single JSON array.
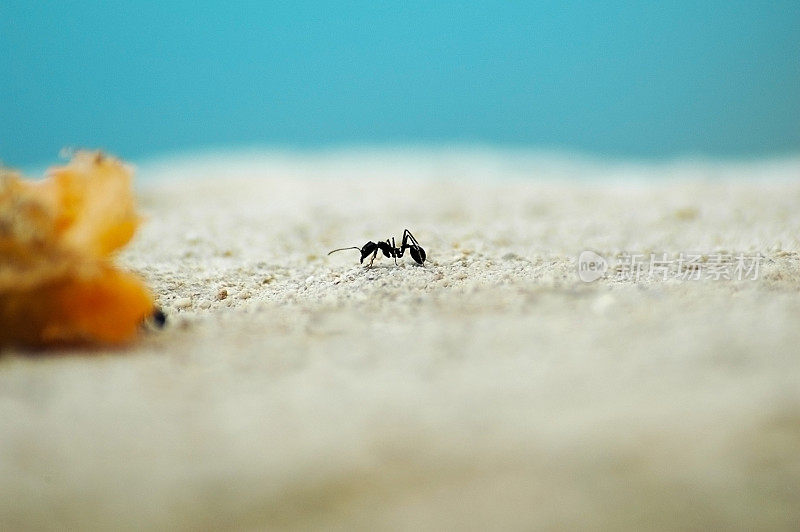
[[2, 151, 800, 530]]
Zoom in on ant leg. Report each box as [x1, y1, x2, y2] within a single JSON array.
[[403, 229, 426, 266], [367, 246, 379, 268], [392, 237, 398, 265], [394, 235, 406, 258], [403, 229, 420, 248]]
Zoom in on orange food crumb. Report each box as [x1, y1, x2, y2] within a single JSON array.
[[0, 152, 154, 347]]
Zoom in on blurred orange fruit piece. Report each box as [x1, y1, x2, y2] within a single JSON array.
[[0, 152, 154, 347]]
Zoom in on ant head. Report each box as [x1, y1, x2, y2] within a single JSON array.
[[359, 241, 378, 263], [409, 245, 426, 265]]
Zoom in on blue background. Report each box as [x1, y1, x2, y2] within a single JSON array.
[[2, 1, 799, 167]]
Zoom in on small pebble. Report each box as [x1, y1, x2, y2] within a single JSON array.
[[217, 289, 228, 300], [174, 297, 192, 309], [198, 300, 212, 309]]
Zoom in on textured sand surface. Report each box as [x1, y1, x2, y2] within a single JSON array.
[[2, 152, 800, 530]]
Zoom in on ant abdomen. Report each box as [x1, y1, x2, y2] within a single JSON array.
[[410, 246, 426, 265]]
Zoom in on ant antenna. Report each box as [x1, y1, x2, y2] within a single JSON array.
[[328, 247, 361, 255]]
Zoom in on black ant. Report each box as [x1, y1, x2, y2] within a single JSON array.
[[328, 229, 427, 267], [142, 307, 167, 330], [150, 307, 167, 328]]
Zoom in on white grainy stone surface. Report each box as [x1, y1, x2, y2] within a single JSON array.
[[1, 151, 799, 530]]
